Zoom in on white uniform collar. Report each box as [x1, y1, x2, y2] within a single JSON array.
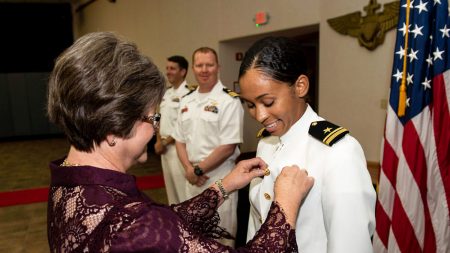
[[279, 104, 317, 144], [209, 80, 224, 95], [196, 80, 223, 101], [173, 80, 187, 91], [172, 80, 187, 95]]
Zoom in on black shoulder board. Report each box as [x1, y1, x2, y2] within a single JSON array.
[[256, 128, 271, 138], [308, 120, 349, 146], [223, 87, 239, 98], [182, 84, 197, 98]]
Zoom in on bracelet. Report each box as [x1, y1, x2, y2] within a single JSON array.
[[215, 179, 229, 200]]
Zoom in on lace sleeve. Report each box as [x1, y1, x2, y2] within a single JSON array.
[[171, 187, 233, 239], [240, 201, 298, 252], [156, 187, 297, 252], [181, 200, 298, 253], [108, 194, 297, 252]]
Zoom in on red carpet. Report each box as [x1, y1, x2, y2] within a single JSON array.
[[0, 174, 165, 207]]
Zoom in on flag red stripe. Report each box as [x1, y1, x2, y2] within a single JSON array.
[[423, 206, 438, 253], [375, 117, 400, 250], [432, 73, 450, 214], [402, 121, 437, 252], [381, 135, 399, 187], [391, 193, 422, 253], [402, 121, 428, 196], [375, 199, 391, 247]]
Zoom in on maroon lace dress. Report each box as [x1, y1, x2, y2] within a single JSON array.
[[47, 158, 297, 252]]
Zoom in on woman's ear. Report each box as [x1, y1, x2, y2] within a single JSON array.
[[294, 75, 309, 98], [106, 134, 117, 147]]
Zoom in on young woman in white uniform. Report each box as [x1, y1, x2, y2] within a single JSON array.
[[239, 37, 376, 253]]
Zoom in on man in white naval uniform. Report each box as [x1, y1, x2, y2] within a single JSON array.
[[154, 55, 193, 204], [173, 47, 243, 246], [238, 37, 376, 253]]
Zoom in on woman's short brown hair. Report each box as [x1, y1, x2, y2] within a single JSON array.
[[47, 32, 165, 152]]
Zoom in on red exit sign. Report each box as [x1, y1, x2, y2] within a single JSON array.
[[255, 12, 269, 27]]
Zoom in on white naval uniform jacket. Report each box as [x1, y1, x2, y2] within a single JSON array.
[[247, 105, 376, 253], [173, 81, 243, 236], [159, 81, 191, 139], [158, 81, 192, 204], [173, 80, 244, 190]]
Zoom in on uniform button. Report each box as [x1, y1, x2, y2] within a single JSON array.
[[264, 193, 271, 200], [264, 168, 270, 176]]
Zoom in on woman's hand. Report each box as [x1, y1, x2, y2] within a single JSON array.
[[274, 165, 314, 227], [220, 157, 267, 194]]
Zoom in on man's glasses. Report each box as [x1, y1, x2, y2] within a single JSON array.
[[141, 113, 161, 130]]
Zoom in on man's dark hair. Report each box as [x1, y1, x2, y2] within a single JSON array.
[[167, 55, 189, 71]]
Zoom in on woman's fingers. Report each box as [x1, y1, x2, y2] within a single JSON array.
[[274, 165, 315, 227]]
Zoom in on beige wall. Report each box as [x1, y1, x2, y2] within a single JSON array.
[[73, 0, 396, 162], [216, 0, 320, 40], [319, 1, 394, 162]]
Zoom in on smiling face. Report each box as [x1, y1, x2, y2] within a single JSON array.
[[166, 61, 186, 87], [239, 68, 309, 136], [192, 52, 219, 91]]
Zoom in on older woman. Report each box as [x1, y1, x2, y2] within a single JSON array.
[[46, 32, 313, 252], [239, 36, 376, 253]]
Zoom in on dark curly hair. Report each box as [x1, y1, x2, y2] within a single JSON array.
[[47, 32, 165, 152]]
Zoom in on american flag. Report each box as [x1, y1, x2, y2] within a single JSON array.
[[373, 0, 450, 252]]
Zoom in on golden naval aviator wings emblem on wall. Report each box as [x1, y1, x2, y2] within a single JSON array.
[[327, 0, 400, 51]]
